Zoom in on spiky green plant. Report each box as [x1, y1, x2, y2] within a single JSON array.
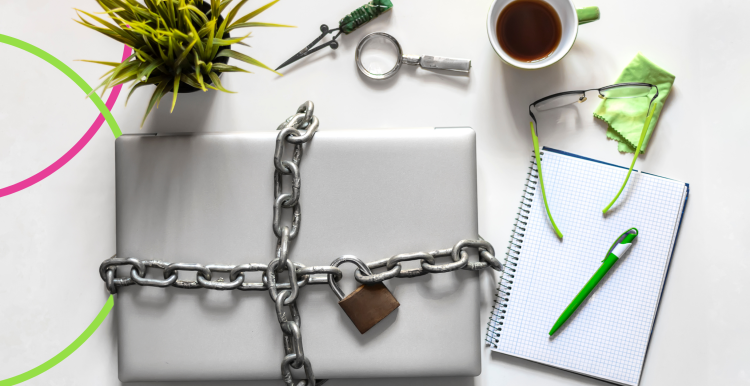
[[76, 0, 292, 125]]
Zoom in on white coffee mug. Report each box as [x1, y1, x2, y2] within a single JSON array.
[[487, 0, 599, 70]]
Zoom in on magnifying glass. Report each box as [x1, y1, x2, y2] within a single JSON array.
[[355, 32, 471, 80]]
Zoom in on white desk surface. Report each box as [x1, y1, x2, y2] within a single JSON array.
[[0, 0, 746, 385]]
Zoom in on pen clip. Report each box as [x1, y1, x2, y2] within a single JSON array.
[[603, 228, 638, 262]]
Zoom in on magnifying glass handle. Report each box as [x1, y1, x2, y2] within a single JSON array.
[[402, 55, 471, 73]]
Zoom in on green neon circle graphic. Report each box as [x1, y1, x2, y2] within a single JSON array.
[[0, 34, 122, 137], [0, 296, 114, 385], [0, 34, 120, 385]]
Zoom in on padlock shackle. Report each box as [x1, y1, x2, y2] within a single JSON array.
[[328, 255, 372, 301]]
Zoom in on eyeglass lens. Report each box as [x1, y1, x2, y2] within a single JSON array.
[[599, 85, 652, 99], [534, 92, 585, 111], [534, 85, 652, 112]]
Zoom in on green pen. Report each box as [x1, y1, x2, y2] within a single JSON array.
[[549, 228, 639, 336]]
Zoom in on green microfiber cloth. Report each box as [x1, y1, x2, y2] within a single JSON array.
[[594, 53, 675, 153]]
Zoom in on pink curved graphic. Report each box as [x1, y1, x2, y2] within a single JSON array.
[[0, 45, 131, 198]]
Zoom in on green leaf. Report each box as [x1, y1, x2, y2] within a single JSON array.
[[174, 35, 198, 67], [95, 0, 136, 27], [226, 22, 294, 32], [180, 73, 205, 90], [155, 42, 169, 63], [208, 72, 236, 93], [133, 47, 157, 63], [193, 50, 204, 71], [212, 0, 248, 58], [171, 74, 180, 112], [73, 19, 138, 47], [109, 64, 140, 86], [141, 75, 168, 85], [125, 81, 152, 106], [215, 49, 280, 75], [141, 80, 169, 127], [203, 19, 216, 62], [114, 0, 151, 20], [171, 29, 192, 44], [212, 32, 251, 46], [139, 35, 156, 55], [76, 60, 122, 67], [179, 4, 209, 25], [101, 55, 137, 94], [154, 1, 172, 28], [137, 59, 164, 81], [75, 8, 132, 38], [143, 0, 158, 13], [230, 0, 280, 27], [93, 7, 127, 16], [87, 78, 109, 99], [109, 73, 138, 88], [210, 0, 220, 20], [165, 0, 176, 28], [219, 0, 233, 14], [211, 63, 251, 73], [224, 0, 248, 26], [88, 5, 143, 42], [183, 13, 205, 56], [176, 0, 187, 31], [198, 72, 207, 89], [167, 36, 175, 64], [98, 67, 118, 79], [117, 18, 156, 35]]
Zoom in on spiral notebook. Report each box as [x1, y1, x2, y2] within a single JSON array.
[[486, 148, 688, 386]]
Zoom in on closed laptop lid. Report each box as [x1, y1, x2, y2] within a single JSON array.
[[115, 127, 480, 381]]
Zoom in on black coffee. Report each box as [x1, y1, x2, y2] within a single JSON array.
[[496, 0, 562, 62]]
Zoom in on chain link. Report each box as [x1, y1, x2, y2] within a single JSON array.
[[99, 101, 500, 385]]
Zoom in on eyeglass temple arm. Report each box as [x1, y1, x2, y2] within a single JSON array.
[[530, 121, 564, 240], [601, 99, 657, 214]]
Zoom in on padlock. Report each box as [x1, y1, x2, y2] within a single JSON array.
[[328, 255, 400, 334]]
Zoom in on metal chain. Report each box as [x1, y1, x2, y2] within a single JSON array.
[[99, 101, 501, 385], [99, 239, 501, 293], [268, 101, 319, 386]]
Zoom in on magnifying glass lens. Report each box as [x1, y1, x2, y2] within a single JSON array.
[[359, 36, 399, 75]]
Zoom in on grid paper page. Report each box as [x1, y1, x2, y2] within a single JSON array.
[[492, 149, 687, 386]]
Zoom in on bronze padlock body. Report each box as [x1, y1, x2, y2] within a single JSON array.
[[338, 282, 400, 334]]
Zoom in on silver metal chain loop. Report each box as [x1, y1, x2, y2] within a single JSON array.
[[277, 226, 291, 271], [269, 102, 318, 386], [328, 255, 373, 300], [273, 194, 301, 239], [197, 264, 246, 290], [281, 353, 316, 386], [275, 290, 306, 370], [98, 101, 498, 385], [267, 258, 301, 305], [297, 266, 343, 282], [131, 260, 178, 288]]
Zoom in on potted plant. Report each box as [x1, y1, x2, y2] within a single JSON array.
[[76, 0, 291, 125]]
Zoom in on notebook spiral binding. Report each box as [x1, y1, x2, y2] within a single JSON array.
[[484, 150, 541, 348]]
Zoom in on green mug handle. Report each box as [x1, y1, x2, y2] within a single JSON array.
[[577, 6, 600, 24]]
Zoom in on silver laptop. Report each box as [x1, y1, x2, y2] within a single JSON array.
[[115, 127, 480, 382]]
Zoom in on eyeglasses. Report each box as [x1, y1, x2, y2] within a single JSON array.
[[528, 82, 659, 239]]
